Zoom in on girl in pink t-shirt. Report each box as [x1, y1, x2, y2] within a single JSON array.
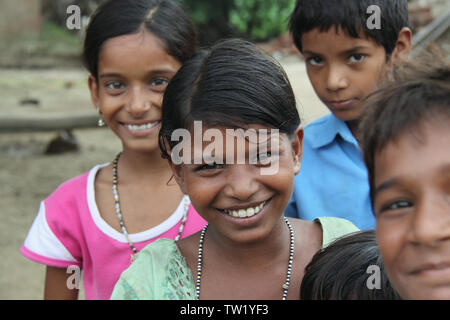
[[21, 0, 205, 300]]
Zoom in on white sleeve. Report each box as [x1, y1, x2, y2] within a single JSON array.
[[22, 201, 78, 264]]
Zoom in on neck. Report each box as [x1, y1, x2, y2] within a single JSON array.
[[346, 119, 360, 142], [118, 149, 173, 184], [205, 217, 291, 268]]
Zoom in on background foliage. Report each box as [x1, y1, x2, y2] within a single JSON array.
[[42, 0, 296, 46], [179, 0, 296, 44]]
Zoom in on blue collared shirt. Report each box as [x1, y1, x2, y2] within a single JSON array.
[[285, 113, 375, 230]]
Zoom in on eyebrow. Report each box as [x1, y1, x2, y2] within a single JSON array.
[[374, 178, 400, 197], [99, 69, 177, 79], [303, 46, 370, 57], [374, 163, 450, 196]]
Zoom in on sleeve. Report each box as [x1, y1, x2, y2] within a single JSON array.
[[316, 217, 360, 248], [20, 200, 80, 268]]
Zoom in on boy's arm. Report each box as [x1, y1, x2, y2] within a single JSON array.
[[44, 266, 79, 300]]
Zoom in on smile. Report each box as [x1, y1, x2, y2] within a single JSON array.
[[222, 200, 267, 218], [125, 121, 160, 132]]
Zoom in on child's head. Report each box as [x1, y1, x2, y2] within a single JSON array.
[[289, 0, 411, 125], [159, 39, 303, 243], [83, 0, 197, 153], [360, 48, 450, 299], [83, 0, 196, 80], [301, 230, 400, 300]]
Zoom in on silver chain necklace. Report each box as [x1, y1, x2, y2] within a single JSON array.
[[195, 216, 294, 300], [112, 152, 188, 263]]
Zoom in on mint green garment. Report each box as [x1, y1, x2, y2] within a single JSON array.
[[110, 217, 359, 300]]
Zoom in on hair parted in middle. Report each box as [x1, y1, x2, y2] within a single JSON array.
[[158, 38, 301, 160]]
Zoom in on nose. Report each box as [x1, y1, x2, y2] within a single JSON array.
[[126, 85, 153, 117], [409, 192, 450, 247], [326, 64, 349, 92], [223, 165, 259, 202]]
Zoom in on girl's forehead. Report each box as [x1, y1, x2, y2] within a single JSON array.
[[97, 30, 178, 72]]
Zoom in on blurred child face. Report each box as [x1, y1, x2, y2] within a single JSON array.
[[171, 124, 303, 244], [301, 27, 387, 127], [373, 119, 450, 299], [88, 30, 181, 154]]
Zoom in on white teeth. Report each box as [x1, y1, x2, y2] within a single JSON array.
[[126, 122, 158, 131], [224, 201, 266, 218]]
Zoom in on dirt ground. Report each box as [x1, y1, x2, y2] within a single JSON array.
[[0, 57, 328, 299]]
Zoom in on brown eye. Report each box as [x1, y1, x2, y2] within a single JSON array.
[[105, 81, 125, 90], [349, 54, 366, 64]]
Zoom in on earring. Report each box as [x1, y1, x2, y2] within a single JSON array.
[[97, 108, 105, 127]]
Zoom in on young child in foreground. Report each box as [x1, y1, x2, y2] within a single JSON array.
[[285, 0, 412, 230], [111, 39, 359, 300], [20, 0, 205, 300], [359, 47, 450, 300], [301, 230, 400, 300]]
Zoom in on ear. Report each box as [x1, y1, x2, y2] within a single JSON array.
[[88, 75, 100, 110], [389, 27, 412, 64], [291, 125, 304, 175]]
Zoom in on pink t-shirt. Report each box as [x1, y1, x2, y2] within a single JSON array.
[[20, 164, 206, 300]]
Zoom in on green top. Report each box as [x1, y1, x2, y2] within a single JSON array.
[[110, 217, 359, 300]]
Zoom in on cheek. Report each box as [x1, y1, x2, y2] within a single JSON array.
[[305, 68, 323, 92], [376, 220, 403, 271]]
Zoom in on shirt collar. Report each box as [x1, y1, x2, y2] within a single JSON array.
[[310, 114, 359, 149]]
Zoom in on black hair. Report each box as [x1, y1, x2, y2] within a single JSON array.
[[158, 38, 300, 159], [289, 0, 410, 57], [359, 46, 450, 206], [301, 230, 400, 300], [82, 0, 197, 79]]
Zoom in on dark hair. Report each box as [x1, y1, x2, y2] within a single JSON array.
[[82, 0, 197, 79], [359, 46, 450, 206], [158, 38, 300, 159], [289, 0, 410, 57], [301, 230, 400, 300]]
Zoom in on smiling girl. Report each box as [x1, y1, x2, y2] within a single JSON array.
[[20, 0, 206, 300], [111, 39, 359, 300]]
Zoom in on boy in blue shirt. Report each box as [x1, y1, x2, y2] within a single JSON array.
[[285, 0, 412, 229]]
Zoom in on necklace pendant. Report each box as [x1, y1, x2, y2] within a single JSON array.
[[282, 283, 289, 290]]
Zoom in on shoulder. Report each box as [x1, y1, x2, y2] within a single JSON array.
[[46, 164, 104, 203], [302, 114, 340, 150], [138, 238, 178, 258], [314, 217, 360, 248], [111, 238, 195, 299], [111, 239, 177, 298], [304, 114, 334, 136]]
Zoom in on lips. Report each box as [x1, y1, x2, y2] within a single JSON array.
[[125, 121, 160, 132], [410, 261, 450, 276], [120, 120, 161, 136], [218, 199, 270, 219], [326, 99, 357, 109]]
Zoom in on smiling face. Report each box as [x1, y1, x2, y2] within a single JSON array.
[[88, 30, 182, 154], [301, 27, 387, 124], [170, 124, 303, 244], [373, 119, 450, 299]]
